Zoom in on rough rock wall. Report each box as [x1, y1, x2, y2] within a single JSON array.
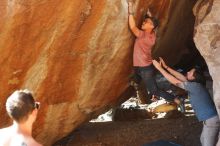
[[153, 0, 197, 65], [0, 0, 196, 145], [193, 1, 220, 114]]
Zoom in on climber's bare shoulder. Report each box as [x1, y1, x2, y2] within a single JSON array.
[[0, 127, 11, 146], [14, 137, 42, 146], [0, 128, 42, 146]]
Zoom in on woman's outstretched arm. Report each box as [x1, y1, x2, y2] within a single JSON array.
[[159, 57, 187, 82], [153, 60, 182, 86]]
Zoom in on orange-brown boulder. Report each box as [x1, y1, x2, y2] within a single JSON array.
[[0, 0, 196, 145]]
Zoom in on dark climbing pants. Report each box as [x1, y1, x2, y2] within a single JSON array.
[[134, 65, 175, 101]]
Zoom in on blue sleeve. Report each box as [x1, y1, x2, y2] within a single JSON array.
[[176, 82, 189, 90]]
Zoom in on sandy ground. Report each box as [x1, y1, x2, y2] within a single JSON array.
[[54, 95, 202, 146], [54, 116, 202, 146]]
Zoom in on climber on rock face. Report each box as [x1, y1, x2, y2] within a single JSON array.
[[0, 90, 42, 146], [127, 0, 181, 104]]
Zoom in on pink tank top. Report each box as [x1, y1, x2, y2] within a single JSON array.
[[133, 31, 156, 67]]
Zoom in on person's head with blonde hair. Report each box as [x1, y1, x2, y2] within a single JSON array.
[[6, 89, 40, 123], [0, 89, 42, 146]]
